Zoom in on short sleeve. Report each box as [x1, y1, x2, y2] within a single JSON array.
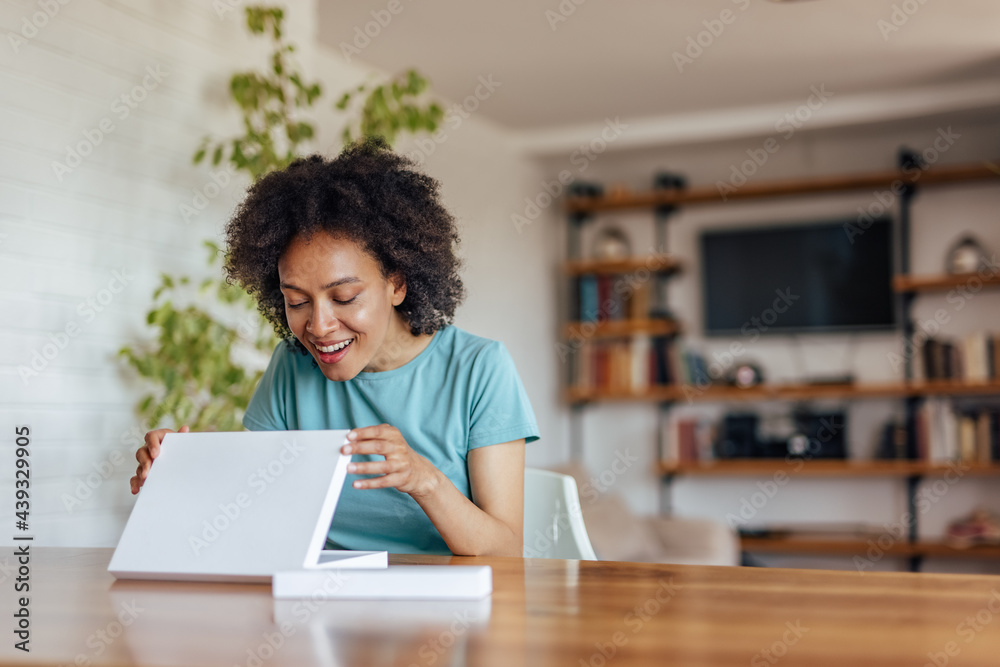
[[242, 341, 291, 431], [467, 341, 540, 449]]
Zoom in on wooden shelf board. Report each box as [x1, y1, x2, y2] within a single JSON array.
[[563, 255, 680, 276], [740, 536, 1000, 559], [566, 386, 676, 403], [658, 460, 1000, 477], [563, 319, 680, 340], [566, 380, 1000, 404], [914, 542, 1000, 558], [893, 272, 1000, 293], [741, 536, 910, 557], [565, 161, 1000, 213]]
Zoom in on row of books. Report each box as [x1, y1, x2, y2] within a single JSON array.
[[660, 415, 716, 463], [915, 333, 1000, 382], [568, 275, 654, 322], [567, 338, 713, 392], [881, 399, 1000, 463]]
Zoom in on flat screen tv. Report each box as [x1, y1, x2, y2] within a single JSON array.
[[701, 217, 896, 335]]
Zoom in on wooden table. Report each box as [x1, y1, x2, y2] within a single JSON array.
[[3, 548, 1000, 666]]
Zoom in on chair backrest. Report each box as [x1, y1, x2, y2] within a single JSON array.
[[523, 468, 598, 560]]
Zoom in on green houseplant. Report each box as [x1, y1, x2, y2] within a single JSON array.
[[119, 4, 444, 432]]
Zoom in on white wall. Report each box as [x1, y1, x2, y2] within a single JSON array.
[[0, 0, 276, 547], [538, 111, 1000, 573], [0, 0, 557, 547]]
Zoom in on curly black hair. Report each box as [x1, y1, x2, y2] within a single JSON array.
[[223, 136, 465, 356]]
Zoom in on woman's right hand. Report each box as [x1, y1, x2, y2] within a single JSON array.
[[130, 425, 189, 494]]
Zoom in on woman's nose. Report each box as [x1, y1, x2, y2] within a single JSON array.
[[307, 302, 340, 336]]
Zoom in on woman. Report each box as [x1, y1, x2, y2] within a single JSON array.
[[131, 137, 539, 557]]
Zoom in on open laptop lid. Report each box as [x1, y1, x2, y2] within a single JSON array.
[[109, 429, 357, 582]]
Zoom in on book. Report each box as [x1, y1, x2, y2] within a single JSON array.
[[579, 275, 598, 322], [977, 411, 993, 463]]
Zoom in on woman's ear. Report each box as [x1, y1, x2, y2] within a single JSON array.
[[390, 273, 407, 306]]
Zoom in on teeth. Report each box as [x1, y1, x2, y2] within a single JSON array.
[[316, 339, 353, 353]]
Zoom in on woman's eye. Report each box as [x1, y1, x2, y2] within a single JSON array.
[[335, 296, 358, 305], [288, 302, 306, 309]]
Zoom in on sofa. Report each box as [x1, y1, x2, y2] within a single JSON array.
[[548, 463, 740, 566]]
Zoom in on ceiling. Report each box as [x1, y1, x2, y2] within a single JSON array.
[[316, 0, 1000, 147]]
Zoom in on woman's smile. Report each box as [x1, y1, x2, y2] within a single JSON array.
[[314, 337, 355, 364]]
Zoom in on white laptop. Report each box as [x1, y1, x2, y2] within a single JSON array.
[[108, 429, 386, 583]]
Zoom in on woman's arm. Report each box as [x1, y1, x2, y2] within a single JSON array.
[[415, 439, 525, 557], [342, 425, 525, 557]]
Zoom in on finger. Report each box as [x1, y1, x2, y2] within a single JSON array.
[[345, 424, 393, 443], [137, 447, 151, 466], [352, 472, 405, 490], [144, 428, 171, 458], [347, 460, 397, 476], [179, 425, 190, 433], [130, 476, 137, 494], [342, 439, 391, 457]]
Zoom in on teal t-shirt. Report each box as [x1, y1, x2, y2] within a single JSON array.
[[242, 324, 540, 554]]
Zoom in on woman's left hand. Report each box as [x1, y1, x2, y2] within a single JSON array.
[[341, 424, 439, 497]]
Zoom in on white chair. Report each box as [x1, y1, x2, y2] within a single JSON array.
[[523, 468, 598, 560]]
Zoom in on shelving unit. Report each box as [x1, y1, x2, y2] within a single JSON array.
[[568, 380, 1000, 404], [563, 319, 680, 340], [561, 156, 1000, 570], [739, 536, 1000, 560], [658, 460, 1000, 477]]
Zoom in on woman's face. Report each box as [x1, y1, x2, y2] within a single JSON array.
[[278, 231, 407, 381]]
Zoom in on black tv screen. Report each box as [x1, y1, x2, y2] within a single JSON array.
[[701, 218, 896, 335]]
